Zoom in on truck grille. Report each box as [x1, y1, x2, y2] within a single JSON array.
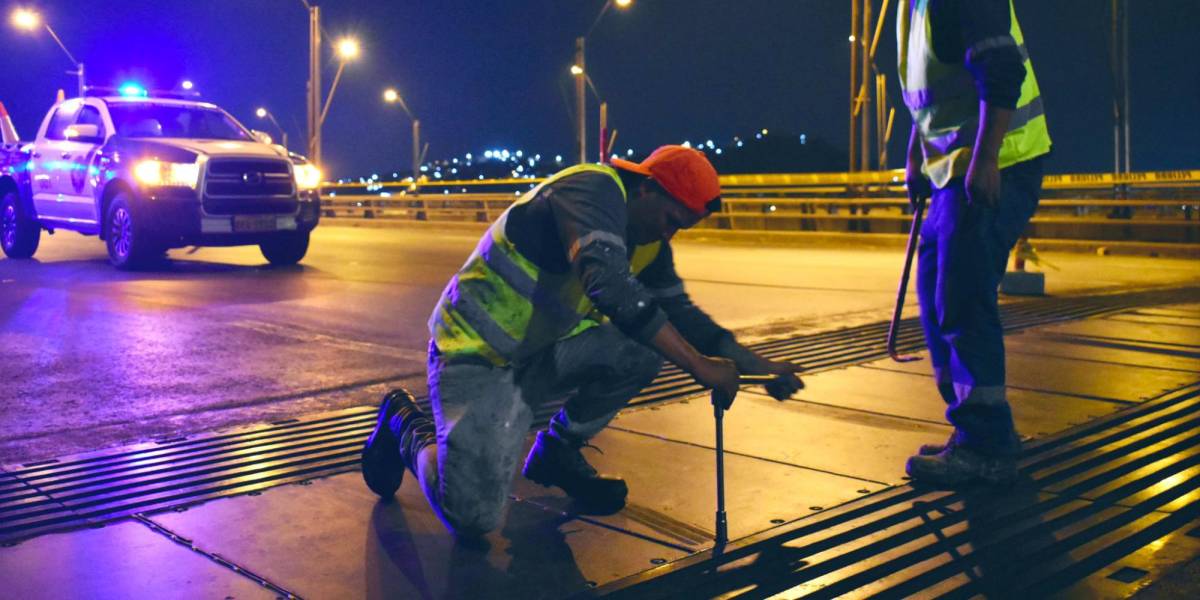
[[203, 158, 297, 215]]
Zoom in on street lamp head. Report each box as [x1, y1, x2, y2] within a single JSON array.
[[383, 88, 399, 104], [615, 0, 633, 8], [570, 64, 584, 77], [11, 8, 40, 31], [256, 108, 268, 119], [336, 38, 360, 61], [181, 80, 194, 91]]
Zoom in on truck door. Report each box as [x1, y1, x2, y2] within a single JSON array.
[[60, 103, 108, 224], [30, 102, 80, 222]]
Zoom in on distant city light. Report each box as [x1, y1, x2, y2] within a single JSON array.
[[484, 150, 493, 159], [715, 148, 723, 155], [627, 149, 634, 156], [848, 35, 857, 43], [555, 155, 562, 162], [761, 128, 768, 135]]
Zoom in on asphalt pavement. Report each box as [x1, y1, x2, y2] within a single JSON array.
[[1, 224, 1197, 465]]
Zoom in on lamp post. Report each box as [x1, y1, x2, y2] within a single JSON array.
[[573, 0, 633, 164], [299, 0, 322, 167], [11, 8, 86, 97], [320, 38, 360, 127], [383, 88, 427, 192], [256, 107, 288, 150]]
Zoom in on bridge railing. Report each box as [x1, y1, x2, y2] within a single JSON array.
[[318, 170, 1200, 244]]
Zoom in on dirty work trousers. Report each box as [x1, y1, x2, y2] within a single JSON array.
[[917, 157, 1044, 456], [414, 323, 662, 536]]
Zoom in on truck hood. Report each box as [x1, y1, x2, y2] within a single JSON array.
[[152, 139, 289, 159]]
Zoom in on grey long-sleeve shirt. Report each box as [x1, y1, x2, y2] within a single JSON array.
[[505, 170, 735, 356]]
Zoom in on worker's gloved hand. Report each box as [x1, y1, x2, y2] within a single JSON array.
[[694, 356, 740, 410], [905, 161, 932, 209], [744, 359, 805, 401]]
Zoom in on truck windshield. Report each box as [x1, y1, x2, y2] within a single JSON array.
[[107, 104, 252, 141]]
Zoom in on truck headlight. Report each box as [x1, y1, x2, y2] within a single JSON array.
[[134, 159, 199, 188], [294, 163, 322, 190]]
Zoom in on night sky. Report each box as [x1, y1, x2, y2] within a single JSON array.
[[1, 0, 1196, 179]]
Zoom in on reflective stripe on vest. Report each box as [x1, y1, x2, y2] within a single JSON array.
[[430, 164, 662, 366], [897, 0, 1052, 188]]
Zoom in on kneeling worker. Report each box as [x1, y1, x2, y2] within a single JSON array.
[[362, 145, 803, 537]]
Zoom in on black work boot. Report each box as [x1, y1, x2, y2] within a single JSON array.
[[361, 389, 435, 499], [523, 431, 628, 514], [905, 444, 1017, 487], [917, 435, 955, 456]]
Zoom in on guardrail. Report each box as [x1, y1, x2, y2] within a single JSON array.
[[318, 169, 1200, 244]]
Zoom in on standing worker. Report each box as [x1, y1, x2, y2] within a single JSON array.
[[361, 145, 804, 537], [898, 0, 1052, 485]]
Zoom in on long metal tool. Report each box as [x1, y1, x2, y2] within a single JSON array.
[[887, 194, 927, 362], [712, 374, 780, 548]]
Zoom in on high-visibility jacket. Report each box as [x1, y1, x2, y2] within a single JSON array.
[[897, 0, 1052, 188], [429, 164, 663, 366]]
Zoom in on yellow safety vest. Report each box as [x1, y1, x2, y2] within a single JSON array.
[[897, 0, 1052, 188], [429, 164, 663, 366]]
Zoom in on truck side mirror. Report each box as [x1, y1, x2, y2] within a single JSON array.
[[250, 130, 273, 145], [65, 124, 103, 143]]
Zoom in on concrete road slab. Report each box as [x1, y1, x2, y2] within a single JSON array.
[[865, 351, 1195, 404], [1038, 317, 1200, 349], [610, 391, 947, 485], [797, 363, 1122, 438], [1006, 330, 1200, 373], [150, 472, 687, 599], [0, 519, 273, 599], [510, 426, 888, 549]]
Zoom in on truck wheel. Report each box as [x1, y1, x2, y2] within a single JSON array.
[[1, 190, 40, 259], [105, 193, 159, 270], [260, 230, 309, 266]]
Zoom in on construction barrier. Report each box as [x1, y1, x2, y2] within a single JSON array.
[[318, 170, 1200, 245]]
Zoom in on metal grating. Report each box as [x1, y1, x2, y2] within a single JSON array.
[[584, 381, 1200, 599], [1, 285, 1196, 544]]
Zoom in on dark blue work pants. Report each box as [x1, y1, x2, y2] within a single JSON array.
[[916, 157, 1044, 456]]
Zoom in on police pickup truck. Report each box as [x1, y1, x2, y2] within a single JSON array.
[[0, 91, 321, 269]]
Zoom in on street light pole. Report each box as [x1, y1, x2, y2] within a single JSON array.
[[573, 0, 633, 165], [301, 0, 322, 166], [575, 37, 587, 164], [256, 108, 288, 150], [11, 9, 85, 97], [383, 88, 423, 190]]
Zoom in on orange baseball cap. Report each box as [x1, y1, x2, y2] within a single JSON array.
[[611, 145, 721, 215]]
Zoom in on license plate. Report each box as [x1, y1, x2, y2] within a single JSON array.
[[233, 215, 276, 233]]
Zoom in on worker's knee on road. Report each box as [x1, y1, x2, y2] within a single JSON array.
[[441, 497, 504, 537]]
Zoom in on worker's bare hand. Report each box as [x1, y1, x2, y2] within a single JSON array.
[[694, 356, 740, 410], [905, 161, 932, 209], [745, 359, 805, 401], [966, 155, 1001, 207]]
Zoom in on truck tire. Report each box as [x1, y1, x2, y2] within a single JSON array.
[[260, 230, 309, 266], [1, 189, 40, 259], [105, 193, 160, 270]]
